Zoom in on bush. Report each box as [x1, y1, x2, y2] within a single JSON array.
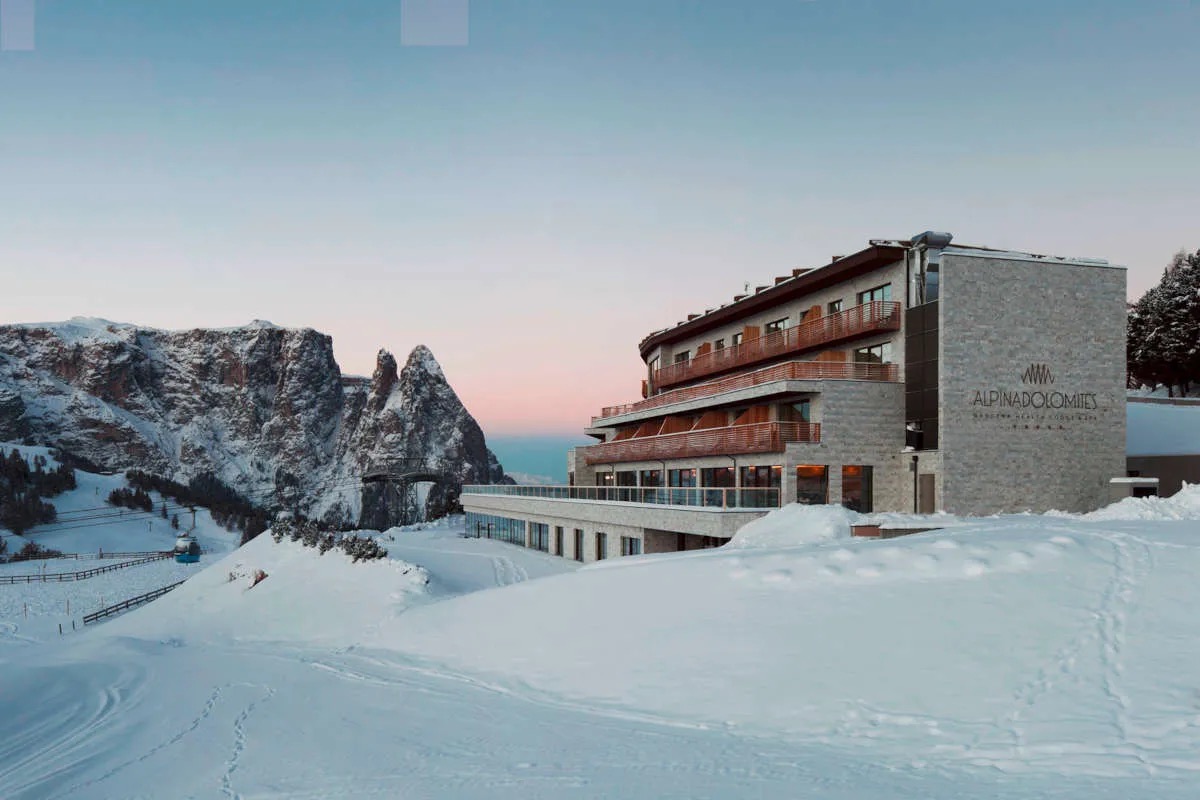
[[269, 520, 388, 562]]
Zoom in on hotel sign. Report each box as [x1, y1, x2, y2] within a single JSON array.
[[970, 364, 1106, 429]]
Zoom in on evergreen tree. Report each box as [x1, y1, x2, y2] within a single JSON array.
[[1128, 249, 1200, 396]]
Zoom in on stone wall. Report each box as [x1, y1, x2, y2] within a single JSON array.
[[938, 252, 1126, 513]]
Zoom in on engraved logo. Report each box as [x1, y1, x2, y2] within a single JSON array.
[[1021, 363, 1054, 386]]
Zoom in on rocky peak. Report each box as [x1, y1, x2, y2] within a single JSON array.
[[0, 320, 509, 528]]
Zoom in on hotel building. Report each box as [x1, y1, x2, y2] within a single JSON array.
[[464, 232, 1127, 561]]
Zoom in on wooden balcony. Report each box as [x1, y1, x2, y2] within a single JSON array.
[[653, 300, 902, 390], [582, 421, 818, 465], [595, 359, 898, 423]]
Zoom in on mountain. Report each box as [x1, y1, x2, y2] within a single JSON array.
[[0, 317, 508, 527]]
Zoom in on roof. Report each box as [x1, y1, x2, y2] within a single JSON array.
[[638, 242, 906, 359], [1127, 399, 1200, 456]]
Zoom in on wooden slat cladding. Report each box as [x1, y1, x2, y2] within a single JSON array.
[[594, 359, 898, 422], [653, 301, 901, 390], [583, 422, 819, 465]]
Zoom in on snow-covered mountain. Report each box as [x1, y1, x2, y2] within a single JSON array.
[[0, 317, 507, 526]]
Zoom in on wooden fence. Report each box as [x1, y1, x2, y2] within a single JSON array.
[[0, 553, 172, 585], [82, 580, 187, 625]]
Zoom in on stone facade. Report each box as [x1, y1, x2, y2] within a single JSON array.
[[937, 252, 1127, 514]]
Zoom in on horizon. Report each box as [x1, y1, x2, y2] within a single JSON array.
[[3, 0, 1197, 434]]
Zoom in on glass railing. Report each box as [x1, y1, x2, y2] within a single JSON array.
[[462, 484, 781, 509]]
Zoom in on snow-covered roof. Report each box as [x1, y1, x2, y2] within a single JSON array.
[[1127, 400, 1200, 456]]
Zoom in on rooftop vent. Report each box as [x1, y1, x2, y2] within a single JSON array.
[[911, 231, 953, 249]]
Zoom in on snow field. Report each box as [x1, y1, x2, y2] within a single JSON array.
[[4, 481, 1200, 795], [0, 443, 243, 649]]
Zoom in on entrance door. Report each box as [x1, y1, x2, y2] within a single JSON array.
[[918, 473, 936, 514], [554, 526, 564, 556]]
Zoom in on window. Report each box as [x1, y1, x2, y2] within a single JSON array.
[[791, 399, 811, 422], [731, 332, 743, 347], [668, 468, 697, 487], [596, 532, 608, 561], [701, 466, 735, 507], [796, 465, 829, 505], [554, 526, 564, 556], [529, 522, 550, 552], [465, 513, 526, 546], [714, 338, 725, 351], [828, 299, 843, 314], [639, 469, 662, 487], [764, 317, 788, 334], [614, 470, 637, 501], [739, 465, 782, 508], [673, 351, 690, 364], [854, 343, 893, 364], [573, 529, 584, 562], [841, 465, 873, 512], [621, 536, 643, 556], [857, 284, 892, 304]]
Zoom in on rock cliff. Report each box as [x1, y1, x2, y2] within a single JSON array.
[[0, 318, 508, 527]]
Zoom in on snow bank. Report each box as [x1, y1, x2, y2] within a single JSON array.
[[725, 503, 859, 549], [101, 530, 431, 647], [1084, 482, 1200, 521]]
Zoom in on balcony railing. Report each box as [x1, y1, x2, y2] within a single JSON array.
[[653, 300, 902, 390], [595, 359, 898, 422], [462, 484, 781, 509], [581, 421, 817, 465]]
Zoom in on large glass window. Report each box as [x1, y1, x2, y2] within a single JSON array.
[[668, 468, 697, 505], [841, 465, 873, 512], [616, 470, 637, 501], [739, 465, 782, 508], [465, 513, 527, 546], [795, 465, 829, 505], [854, 343, 893, 364], [857, 284, 892, 304], [620, 536, 643, 557], [529, 522, 550, 551], [701, 466, 735, 507]]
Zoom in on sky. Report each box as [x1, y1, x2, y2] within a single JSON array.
[[1, 0, 1197, 438]]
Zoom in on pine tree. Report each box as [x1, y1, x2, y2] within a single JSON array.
[[1128, 249, 1200, 396]]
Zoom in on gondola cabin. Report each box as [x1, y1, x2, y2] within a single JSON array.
[[174, 534, 201, 564]]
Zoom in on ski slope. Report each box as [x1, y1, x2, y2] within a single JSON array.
[[0, 444, 242, 649], [3, 494, 1200, 797]]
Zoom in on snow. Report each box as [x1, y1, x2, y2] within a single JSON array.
[[4, 496, 1200, 797], [1081, 482, 1200, 521], [724, 501, 859, 548], [0, 444, 242, 649], [1127, 399, 1200, 456]]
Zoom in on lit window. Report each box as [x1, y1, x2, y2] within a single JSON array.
[[796, 465, 829, 505], [841, 466, 873, 512]]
